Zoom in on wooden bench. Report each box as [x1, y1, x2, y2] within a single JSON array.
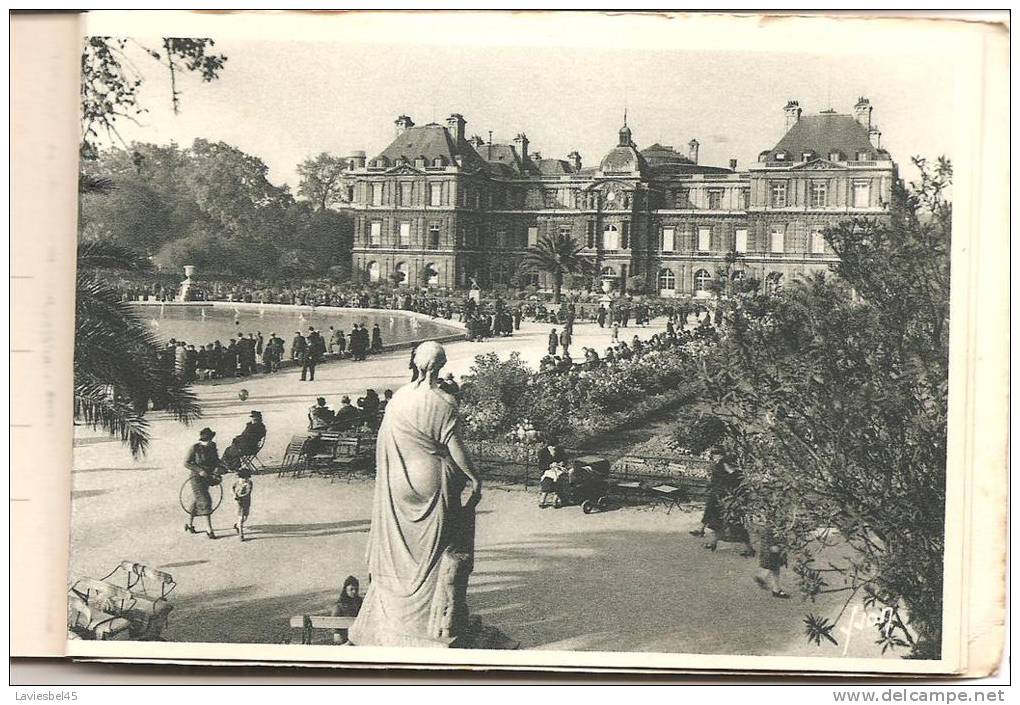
[[289, 615, 356, 645]]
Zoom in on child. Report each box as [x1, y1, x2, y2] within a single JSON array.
[[330, 576, 363, 644], [753, 526, 790, 598], [232, 467, 254, 541]]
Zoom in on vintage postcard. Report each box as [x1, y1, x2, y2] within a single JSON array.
[[10, 10, 1009, 677]]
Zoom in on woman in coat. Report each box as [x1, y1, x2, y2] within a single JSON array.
[[184, 427, 222, 539]]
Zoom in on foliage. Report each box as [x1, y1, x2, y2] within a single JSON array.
[[82, 141, 353, 277], [682, 157, 952, 658], [519, 230, 594, 303], [297, 152, 349, 211], [81, 37, 226, 160], [460, 345, 704, 446], [75, 240, 201, 456]]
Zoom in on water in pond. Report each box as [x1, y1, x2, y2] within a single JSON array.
[[134, 303, 457, 356]]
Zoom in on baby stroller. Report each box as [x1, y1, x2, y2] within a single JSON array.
[[554, 455, 611, 514]]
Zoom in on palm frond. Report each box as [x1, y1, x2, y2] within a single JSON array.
[[73, 381, 151, 457], [77, 240, 149, 271]]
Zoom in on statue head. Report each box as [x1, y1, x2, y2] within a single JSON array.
[[412, 340, 447, 385]]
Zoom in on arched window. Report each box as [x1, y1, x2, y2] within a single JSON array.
[[765, 272, 783, 294], [601, 266, 616, 277], [425, 262, 440, 287], [367, 261, 381, 282], [731, 270, 746, 282], [602, 224, 620, 251], [658, 268, 676, 292], [396, 262, 409, 285], [693, 269, 712, 296]]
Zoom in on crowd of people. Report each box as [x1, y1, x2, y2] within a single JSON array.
[[159, 323, 386, 384]]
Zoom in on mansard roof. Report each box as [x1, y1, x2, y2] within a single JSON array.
[[375, 124, 488, 169], [766, 113, 891, 161]]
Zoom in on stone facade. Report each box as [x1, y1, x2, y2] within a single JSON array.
[[342, 99, 898, 297]]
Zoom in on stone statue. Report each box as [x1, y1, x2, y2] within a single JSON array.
[[349, 341, 482, 647]]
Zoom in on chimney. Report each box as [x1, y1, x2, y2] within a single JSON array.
[[729, 158, 738, 171], [783, 100, 802, 130], [446, 113, 466, 143], [568, 151, 582, 172], [868, 124, 882, 149], [688, 138, 700, 164], [514, 132, 530, 163], [347, 150, 366, 170], [854, 97, 873, 129], [394, 114, 414, 136]]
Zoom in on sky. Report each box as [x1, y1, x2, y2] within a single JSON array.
[[99, 23, 956, 193]]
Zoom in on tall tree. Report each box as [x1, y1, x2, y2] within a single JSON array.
[[678, 158, 952, 658], [297, 152, 348, 211], [519, 230, 593, 303]]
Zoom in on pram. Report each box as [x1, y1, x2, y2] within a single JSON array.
[[552, 455, 611, 514]]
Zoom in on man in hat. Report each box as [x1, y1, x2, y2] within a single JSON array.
[[184, 427, 222, 539], [221, 411, 267, 472]]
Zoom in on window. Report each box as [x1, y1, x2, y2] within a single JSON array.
[[732, 270, 746, 282], [369, 221, 382, 247], [740, 189, 750, 209], [770, 182, 787, 208], [770, 229, 785, 253], [658, 268, 676, 292], [853, 180, 871, 208], [557, 189, 575, 208], [621, 222, 630, 249], [371, 183, 383, 206], [809, 182, 828, 208], [428, 224, 440, 249], [810, 230, 826, 254], [856, 151, 870, 161], [708, 190, 723, 210], [602, 224, 620, 251], [734, 228, 748, 253], [429, 183, 442, 207], [558, 225, 571, 242], [425, 263, 439, 286], [694, 269, 712, 295], [395, 262, 408, 285], [527, 226, 539, 247], [601, 266, 616, 277], [460, 188, 468, 207], [367, 261, 380, 282], [399, 182, 412, 206], [496, 229, 508, 248], [433, 157, 444, 168], [661, 227, 675, 252], [829, 151, 843, 162], [697, 227, 711, 252], [585, 221, 595, 249], [677, 188, 692, 208], [802, 152, 813, 162], [398, 222, 411, 248]]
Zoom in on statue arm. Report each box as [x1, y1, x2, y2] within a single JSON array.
[[446, 424, 482, 509]]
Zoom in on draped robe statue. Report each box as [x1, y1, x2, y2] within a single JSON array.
[[349, 342, 482, 647]]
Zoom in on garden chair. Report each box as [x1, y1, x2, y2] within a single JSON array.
[[97, 561, 176, 639], [238, 436, 267, 475], [278, 434, 309, 477], [304, 432, 340, 477]]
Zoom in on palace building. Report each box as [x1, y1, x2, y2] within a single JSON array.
[[341, 98, 897, 297]]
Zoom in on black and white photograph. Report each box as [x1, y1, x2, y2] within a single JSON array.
[[10, 10, 1009, 681]]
